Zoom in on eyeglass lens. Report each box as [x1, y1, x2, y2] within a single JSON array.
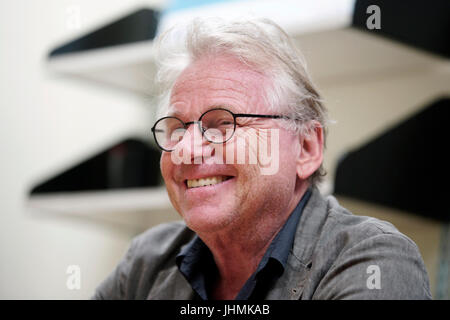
[[154, 109, 236, 151]]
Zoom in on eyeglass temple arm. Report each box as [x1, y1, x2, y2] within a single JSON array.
[[234, 114, 290, 120]]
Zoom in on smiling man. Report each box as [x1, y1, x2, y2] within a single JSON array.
[[93, 18, 431, 300]]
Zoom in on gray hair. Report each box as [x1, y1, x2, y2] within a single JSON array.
[[154, 17, 328, 186]]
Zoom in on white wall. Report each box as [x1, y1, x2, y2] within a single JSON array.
[[0, 0, 164, 299]]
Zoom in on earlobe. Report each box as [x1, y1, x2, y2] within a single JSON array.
[[296, 122, 324, 180]]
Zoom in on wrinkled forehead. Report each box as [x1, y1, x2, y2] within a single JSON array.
[[167, 54, 272, 118]]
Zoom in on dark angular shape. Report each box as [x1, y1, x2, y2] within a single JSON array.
[[30, 139, 162, 194], [49, 8, 159, 57], [353, 0, 450, 58], [335, 98, 449, 222]]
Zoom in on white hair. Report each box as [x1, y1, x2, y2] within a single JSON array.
[[154, 17, 329, 185]]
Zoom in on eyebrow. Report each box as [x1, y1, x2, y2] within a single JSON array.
[[167, 105, 237, 119]]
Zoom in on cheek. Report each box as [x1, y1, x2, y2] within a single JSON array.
[[227, 130, 273, 192], [231, 128, 284, 175], [160, 152, 174, 182], [225, 128, 261, 166], [278, 135, 300, 180]]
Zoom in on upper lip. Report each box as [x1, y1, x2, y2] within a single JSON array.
[[175, 165, 236, 183]]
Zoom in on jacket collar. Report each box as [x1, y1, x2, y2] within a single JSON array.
[[265, 187, 330, 299]]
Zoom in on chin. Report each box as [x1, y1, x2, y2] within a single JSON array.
[[180, 204, 236, 233]]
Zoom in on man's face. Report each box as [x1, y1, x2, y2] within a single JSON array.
[[160, 54, 300, 234]]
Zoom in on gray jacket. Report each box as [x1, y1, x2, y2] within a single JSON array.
[[93, 189, 432, 299]]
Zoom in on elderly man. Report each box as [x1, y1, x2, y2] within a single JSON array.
[[93, 18, 431, 300]]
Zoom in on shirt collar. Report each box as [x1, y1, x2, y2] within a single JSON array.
[[258, 188, 312, 270]]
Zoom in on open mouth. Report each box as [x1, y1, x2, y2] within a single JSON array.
[[185, 176, 233, 189]]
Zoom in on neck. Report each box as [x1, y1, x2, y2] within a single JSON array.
[[197, 182, 309, 299]]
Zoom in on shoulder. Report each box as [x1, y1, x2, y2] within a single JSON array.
[[125, 220, 195, 275], [131, 220, 194, 259], [307, 194, 432, 299], [323, 195, 414, 247], [93, 221, 194, 299]]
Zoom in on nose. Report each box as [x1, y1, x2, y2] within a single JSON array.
[[175, 122, 215, 163]]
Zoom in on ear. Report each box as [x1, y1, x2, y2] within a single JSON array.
[[296, 121, 324, 180]]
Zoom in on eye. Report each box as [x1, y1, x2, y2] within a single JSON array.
[[217, 119, 234, 126], [165, 128, 185, 145], [172, 126, 186, 133]]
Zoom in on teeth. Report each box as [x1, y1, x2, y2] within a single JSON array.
[[187, 176, 228, 188]]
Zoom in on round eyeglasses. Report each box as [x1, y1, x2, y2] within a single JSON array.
[[151, 108, 286, 152]]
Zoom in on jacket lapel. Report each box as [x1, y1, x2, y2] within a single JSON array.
[[266, 188, 329, 299], [147, 265, 194, 299]]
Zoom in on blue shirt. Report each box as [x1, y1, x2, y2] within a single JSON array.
[[176, 189, 312, 300]]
